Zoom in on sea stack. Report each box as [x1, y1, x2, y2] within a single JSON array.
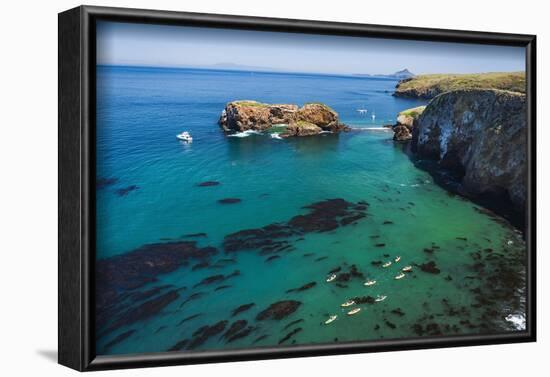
[[218, 100, 349, 137]]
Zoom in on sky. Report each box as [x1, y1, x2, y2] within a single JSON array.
[[96, 21, 525, 75]]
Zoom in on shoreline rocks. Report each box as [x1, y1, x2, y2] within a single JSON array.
[[392, 106, 426, 142], [218, 101, 349, 137]]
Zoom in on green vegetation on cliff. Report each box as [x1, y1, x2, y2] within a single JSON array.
[[394, 72, 525, 99], [232, 100, 269, 107], [398, 105, 426, 119]]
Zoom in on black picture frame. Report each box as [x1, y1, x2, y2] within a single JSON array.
[[58, 5, 537, 371]]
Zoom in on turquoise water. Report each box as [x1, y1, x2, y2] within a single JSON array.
[[96, 66, 526, 355]]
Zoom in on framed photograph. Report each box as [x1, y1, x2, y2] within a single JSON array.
[[58, 5, 536, 371]]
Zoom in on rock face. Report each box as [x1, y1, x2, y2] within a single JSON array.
[[392, 106, 426, 142], [414, 89, 527, 215], [218, 101, 349, 136]]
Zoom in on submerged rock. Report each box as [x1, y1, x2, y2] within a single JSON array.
[[218, 101, 349, 136], [419, 261, 441, 274], [283, 318, 304, 330], [105, 290, 180, 333], [104, 329, 135, 351], [256, 300, 301, 320], [218, 198, 242, 204], [286, 282, 317, 293], [197, 181, 220, 187], [96, 177, 118, 190], [231, 303, 255, 317], [96, 241, 217, 331], [168, 338, 189, 352], [265, 255, 281, 263], [227, 326, 256, 343], [223, 320, 248, 340], [182, 232, 208, 238], [352, 296, 376, 304], [188, 320, 228, 349], [115, 185, 139, 196], [278, 327, 302, 344], [177, 313, 202, 326], [223, 199, 367, 253]]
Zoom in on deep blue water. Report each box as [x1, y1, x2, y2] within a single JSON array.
[[95, 66, 525, 355]]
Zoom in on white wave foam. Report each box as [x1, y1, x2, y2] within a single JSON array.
[[270, 133, 283, 140], [505, 313, 526, 330], [350, 127, 391, 131], [228, 130, 263, 138]]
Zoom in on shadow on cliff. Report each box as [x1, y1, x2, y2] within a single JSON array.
[[395, 141, 526, 235]]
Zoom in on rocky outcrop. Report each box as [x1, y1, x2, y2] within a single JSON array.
[[413, 89, 527, 217], [218, 101, 349, 137], [392, 106, 426, 142]]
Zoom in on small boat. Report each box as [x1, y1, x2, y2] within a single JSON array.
[[176, 131, 193, 142], [324, 315, 338, 324], [357, 109, 368, 115], [364, 279, 377, 286], [341, 300, 355, 307], [371, 112, 376, 121], [402, 266, 412, 272], [375, 295, 387, 302], [326, 274, 337, 283], [395, 272, 405, 280], [347, 308, 361, 316], [382, 261, 392, 268], [395, 256, 401, 263]]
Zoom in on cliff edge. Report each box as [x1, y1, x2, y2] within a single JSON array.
[[413, 89, 527, 218]]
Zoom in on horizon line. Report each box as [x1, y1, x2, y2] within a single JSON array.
[[96, 63, 524, 78]]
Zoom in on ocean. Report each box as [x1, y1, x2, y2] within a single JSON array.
[[95, 65, 526, 355]]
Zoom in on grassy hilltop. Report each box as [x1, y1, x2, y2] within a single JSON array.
[[394, 72, 525, 99]]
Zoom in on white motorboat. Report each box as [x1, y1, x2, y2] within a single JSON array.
[[395, 272, 405, 280], [395, 256, 401, 263], [326, 274, 337, 283], [177, 131, 193, 142], [382, 261, 392, 268], [375, 295, 387, 302], [402, 266, 412, 272], [364, 279, 377, 287]]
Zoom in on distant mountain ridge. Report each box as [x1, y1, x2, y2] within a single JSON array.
[[352, 68, 415, 79], [392, 69, 415, 79]]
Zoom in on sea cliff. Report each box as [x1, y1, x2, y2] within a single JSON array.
[[219, 101, 349, 137], [393, 89, 527, 226]]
